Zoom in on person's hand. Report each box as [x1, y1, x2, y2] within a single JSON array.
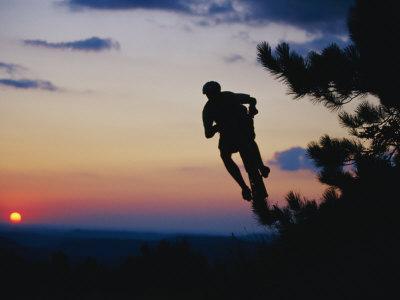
[[249, 105, 258, 116], [212, 124, 219, 134]]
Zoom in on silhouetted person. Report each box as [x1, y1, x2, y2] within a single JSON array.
[[202, 81, 270, 200]]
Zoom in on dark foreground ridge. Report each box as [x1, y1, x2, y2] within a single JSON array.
[[1, 217, 396, 299], [1, 226, 276, 299]]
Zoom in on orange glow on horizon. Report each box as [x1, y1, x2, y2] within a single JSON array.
[[9, 212, 22, 223]]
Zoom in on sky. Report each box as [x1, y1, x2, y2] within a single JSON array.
[[0, 0, 355, 234]]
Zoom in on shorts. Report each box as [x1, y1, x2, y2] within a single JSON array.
[[218, 131, 255, 154]]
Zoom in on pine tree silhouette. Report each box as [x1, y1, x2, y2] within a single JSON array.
[[252, 1, 399, 296], [254, 0, 399, 229]]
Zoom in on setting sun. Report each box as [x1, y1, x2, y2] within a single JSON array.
[[9, 212, 22, 223]]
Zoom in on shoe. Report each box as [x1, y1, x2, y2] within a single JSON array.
[[260, 166, 270, 178], [242, 187, 252, 201]]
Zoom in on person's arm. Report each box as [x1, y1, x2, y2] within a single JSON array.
[[236, 93, 258, 116], [236, 93, 256, 106], [202, 107, 219, 138]]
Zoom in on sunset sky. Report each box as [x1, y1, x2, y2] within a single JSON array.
[[0, 0, 356, 234]]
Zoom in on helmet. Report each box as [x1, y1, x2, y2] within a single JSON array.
[[202, 81, 221, 95]]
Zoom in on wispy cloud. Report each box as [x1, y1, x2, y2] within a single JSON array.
[[289, 34, 351, 55], [0, 79, 59, 91], [64, 0, 354, 35], [0, 62, 26, 75], [268, 147, 317, 172], [66, 0, 190, 12], [23, 37, 120, 52], [223, 54, 245, 64]]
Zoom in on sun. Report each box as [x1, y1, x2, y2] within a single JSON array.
[[9, 212, 22, 223]]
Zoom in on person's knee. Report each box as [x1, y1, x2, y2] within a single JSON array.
[[220, 152, 235, 168]]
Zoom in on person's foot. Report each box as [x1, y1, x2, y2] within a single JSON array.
[[241, 187, 252, 201], [260, 166, 270, 178]]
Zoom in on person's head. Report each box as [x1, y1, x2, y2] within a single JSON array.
[[202, 81, 221, 99]]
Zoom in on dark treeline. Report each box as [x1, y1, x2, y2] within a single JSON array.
[[1, 228, 394, 299], [1, 238, 264, 300]]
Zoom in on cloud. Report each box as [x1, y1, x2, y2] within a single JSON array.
[[23, 37, 120, 52], [289, 33, 350, 54], [0, 79, 59, 91], [64, 0, 354, 35], [268, 147, 316, 172], [223, 54, 245, 63], [244, 0, 353, 34], [0, 62, 25, 75], [66, 0, 189, 12]]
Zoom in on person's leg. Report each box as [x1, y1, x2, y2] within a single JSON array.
[[245, 118, 270, 178], [240, 144, 269, 199], [251, 140, 270, 178], [220, 151, 252, 200]]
